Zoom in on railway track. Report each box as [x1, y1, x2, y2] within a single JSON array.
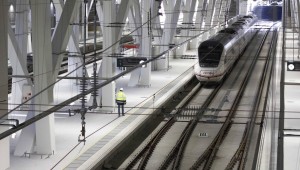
[[120, 23, 278, 170], [193, 28, 272, 170]]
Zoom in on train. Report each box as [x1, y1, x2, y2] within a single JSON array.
[[253, 3, 282, 21], [194, 14, 257, 83]]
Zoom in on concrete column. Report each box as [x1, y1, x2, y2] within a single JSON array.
[[128, 0, 142, 44], [204, 0, 213, 28], [290, 0, 296, 28], [53, 0, 82, 78], [31, 0, 55, 154], [115, 0, 131, 41], [127, 0, 141, 87], [203, 0, 216, 32], [80, 1, 89, 40], [15, 0, 29, 60], [201, 0, 212, 40], [190, 0, 206, 49], [175, 0, 197, 57], [53, 0, 63, 21], [156, 0, 181, 70], [68, 17, 82, 79], [52, 0, 80, 80], [293, 0, 300, 31], [235, 0, 239, 15], [27, 8, 32, 54], [0, 0, 10, 169], [96, 0, 104, 33], [138, 0, 155, 86], [238, 0, 249, 15], [129, 0, 151, 87], [211, 0, 222, 26], [14, 0, 80, 155], [100, 0, 117, 112], [151, 0, 162, 44], [11, 0, 30, 109], [220, 0, 231, 24], [97, 0, 130, 107], [0, 127, 9, 170], [295, 0, 300, 51], [8, 16, 35, 156], [217, 0, 230, 27]]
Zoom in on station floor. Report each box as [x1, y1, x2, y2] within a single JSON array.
[[8, 53, 198, 170]]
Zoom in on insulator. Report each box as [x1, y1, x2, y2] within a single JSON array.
[[78, 0, 88, 143]]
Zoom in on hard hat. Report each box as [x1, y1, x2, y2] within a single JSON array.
[[120, 88, 123, 91]]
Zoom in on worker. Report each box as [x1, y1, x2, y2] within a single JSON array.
[[116, 88, 127, 116]]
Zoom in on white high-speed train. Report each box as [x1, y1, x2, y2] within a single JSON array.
[[194, 15, 257, 82]]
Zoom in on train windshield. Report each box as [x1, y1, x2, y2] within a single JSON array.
[[198, 42, 223, 67]]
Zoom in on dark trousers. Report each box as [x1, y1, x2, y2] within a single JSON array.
[[117, 103, 125, 116]]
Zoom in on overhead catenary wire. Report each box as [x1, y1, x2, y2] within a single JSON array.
[[0, 105, 295, 114], [78, 0, 88, 143], [0, 10, 231, 140], [1, 1, 279, 169], [4, 2, 171, 115], [2, 0, 232, 90], [0, 2, 166, 127], [0, 28, 287, 116], [4, 1, 239, 114], [2, 0, 235, 135]]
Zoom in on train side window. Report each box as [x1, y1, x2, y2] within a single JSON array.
[[240, 37, 246, 46], [225, 49, 234, 63], [230, 49, 235, 62]]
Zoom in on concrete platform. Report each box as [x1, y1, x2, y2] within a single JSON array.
[[8, 55, 198, 170]]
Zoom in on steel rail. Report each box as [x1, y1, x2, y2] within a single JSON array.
[[189, 28, 263, 169], [125, 117, 176, 170], [158, 85, 204, 170], [278, 0, 286, 169], [203, 28, 270, 170], [172, 119, 196, 170], [223, 28, 276, 169], [125, 84, 203, 170], [199, 28, 270, 170], [0, 50, 168, 140], [223, 24, 279, 170], [171, 27, 258, 168], [253, 26, 279, 169], [225, 122, 250, 169], [236, 28, 276, 169], [158, 120, 194, 170], [157, 82, 223, 170], [0, 14, 237, 140], [139, 87, 204, 170], [190, 131, 221, 169], [171, 28, 263, 170], [241, 27, 278, 169]]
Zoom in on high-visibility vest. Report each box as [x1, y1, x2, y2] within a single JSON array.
[[116, 91, 126, 102]]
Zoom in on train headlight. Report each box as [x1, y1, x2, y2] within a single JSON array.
[[287, 61, 300, 71], [288, 63, 295, 71]]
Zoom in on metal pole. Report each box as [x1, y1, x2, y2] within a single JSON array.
[[0, 14, 224, 140], [78, 0, 88, 143], [92, 0, 98, 108], [278, 0, 286, 169]]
